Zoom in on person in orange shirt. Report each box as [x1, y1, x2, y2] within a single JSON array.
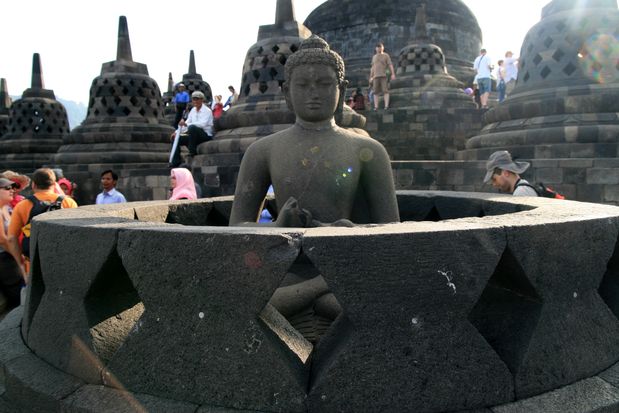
[[7, 168, 78, 281]]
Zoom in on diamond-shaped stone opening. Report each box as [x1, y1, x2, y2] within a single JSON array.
[[540, 66, 552, 79], [533, 54, 543, 66], [26, 244, 46, 332], [552, 49, 565, 62], [563, 62, 577, 76], [84, 249, 143, 364], [468, 247, 542, 374], [523, 72, 530, 82], [260, 250, 343, 363], [544, 36, 554, 48], [598, 238, 619, 319]]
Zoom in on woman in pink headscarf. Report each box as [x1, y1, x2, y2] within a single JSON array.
[[169, 168, 197, 200]]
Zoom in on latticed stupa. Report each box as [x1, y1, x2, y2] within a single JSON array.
[[304, 0, 482, 88], [375, 4, 481, 160], [52, 16, 173, 166], [0, 54, 69, 171]]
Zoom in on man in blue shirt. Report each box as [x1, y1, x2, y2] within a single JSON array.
[[172, 83, 191, 127], [95, 170, 127, 204]]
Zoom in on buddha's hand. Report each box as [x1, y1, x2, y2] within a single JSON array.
[[275, 196, 313, 228]]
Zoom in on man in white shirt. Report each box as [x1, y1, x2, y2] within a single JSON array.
[[503, 51, 519, 97], [170, 91, 214, 167], [483, 150, 538, 196], [473, 48, 493, 109]]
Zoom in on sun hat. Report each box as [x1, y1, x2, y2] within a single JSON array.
[[0, 170, 30, 189], [191, 91, 205, 99], [483, 150, 530, 183], [0, 178, 18, 189]]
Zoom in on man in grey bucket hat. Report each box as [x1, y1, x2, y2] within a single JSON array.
[[484, 150, 538, 196]]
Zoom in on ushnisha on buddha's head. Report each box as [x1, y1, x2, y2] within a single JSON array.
[[283, 35, 348, 122]]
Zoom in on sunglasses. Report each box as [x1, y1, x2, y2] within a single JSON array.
[[2, 186, 14, 191]]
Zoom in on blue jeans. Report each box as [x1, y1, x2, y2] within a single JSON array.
[[497, 80, 506, 102]]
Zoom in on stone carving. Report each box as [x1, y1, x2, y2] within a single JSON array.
[[4, 193, 619, 412], [194, 0, 366, 197], [229, 35, 399, 227], [0, 54, 69, 171]]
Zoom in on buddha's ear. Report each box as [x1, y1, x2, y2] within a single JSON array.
[[335, 79, 349, 115], [282, 80, 294, 112]]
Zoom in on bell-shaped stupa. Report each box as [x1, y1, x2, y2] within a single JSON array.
[[0, 54, 69, 171], [52, 16, 173, 165], [462, 0, 619, 162], [375, 4, 480, 160], [304, 0, 482, 88], [178, 50, 213, 103]]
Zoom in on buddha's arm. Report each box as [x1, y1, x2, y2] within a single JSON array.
[[229, 145, 271, 225], [362, 142, 400, 223]]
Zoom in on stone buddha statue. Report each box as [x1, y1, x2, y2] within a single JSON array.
[[229, 36, 399, 343], [229, 35, 400, 227]]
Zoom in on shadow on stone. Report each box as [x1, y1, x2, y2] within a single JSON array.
[[468, 247, 543, 375]]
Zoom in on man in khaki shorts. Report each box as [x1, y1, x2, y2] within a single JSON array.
[[369, 42, 396, 111]]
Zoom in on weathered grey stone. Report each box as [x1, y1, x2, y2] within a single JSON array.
[[304, 225, 514, 412], [25, 217, 147, 384], [60, 385, 198, 413], [4, 353, 83, 413], [491, 377, 619, 413], [105, 227, 307, 412], [495, 218, 619, 398]]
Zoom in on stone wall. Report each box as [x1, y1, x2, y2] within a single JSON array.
[[2, 193, 619, 412]]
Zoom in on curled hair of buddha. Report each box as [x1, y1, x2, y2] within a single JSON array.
[[285, 35, 345, 83]]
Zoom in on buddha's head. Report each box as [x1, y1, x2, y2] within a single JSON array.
[[283, 36, 348, 122]]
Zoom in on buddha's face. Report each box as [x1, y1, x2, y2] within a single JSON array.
[[286, 64, 340, 122]]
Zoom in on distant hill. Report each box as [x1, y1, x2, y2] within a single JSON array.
[[10, 95, 87, 130]]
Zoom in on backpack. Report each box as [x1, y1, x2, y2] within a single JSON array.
[[21, 194, 65, 258], [515, 181, 565, 199]]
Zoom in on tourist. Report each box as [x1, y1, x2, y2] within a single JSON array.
[[229, 35, 400, 227], [496, 59, 507, 102], [0, 170, 30, 210], [7, 168, 78, 281], [169, 168, 197, 200], [172, 83, 191, 127], [0, 177, 24, 309], [211, 95, 224, 119], [351, 87, 366, 111], [223, 85, 239, 110], [369, 42, 396, 111], [504, 51, 519, 98], [96, 170, 127, 204], [57, 177, 76, 198], [483, 150, 538, 196], [473, 48, 493, 109], [169, 91, 214, 168]]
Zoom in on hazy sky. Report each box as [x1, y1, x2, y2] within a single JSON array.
[[1, 0, 552, 104]]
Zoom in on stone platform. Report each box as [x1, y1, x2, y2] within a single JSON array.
[[1, 191, 619, 412]]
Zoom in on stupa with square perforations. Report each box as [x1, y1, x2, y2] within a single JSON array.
[[52, 16, 173, 166], [461, 0, 619, 162], [0, 54, 69, 171]]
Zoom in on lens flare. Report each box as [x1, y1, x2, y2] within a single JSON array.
[[579, 33, 619, 84]]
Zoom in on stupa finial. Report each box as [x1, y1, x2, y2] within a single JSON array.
[[116, 16, 133, 61], [275, 0, 295, 25], [31, 53, 45, 89], [414, 4, 430, 40], [188, 50, 197, 75]]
